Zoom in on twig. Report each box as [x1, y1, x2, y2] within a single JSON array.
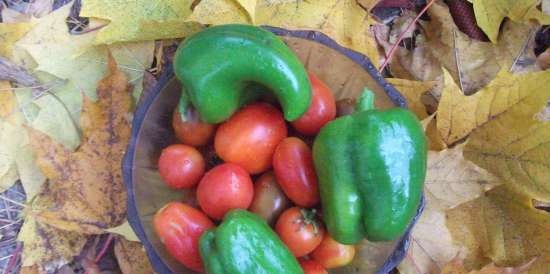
[[0, 196, 26, 208], [94, 234, 114, 263], [378, 0, 436, 72], [3, 242, 22, 274]]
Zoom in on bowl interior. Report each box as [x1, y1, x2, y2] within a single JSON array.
[[129, 34, 406, 274]]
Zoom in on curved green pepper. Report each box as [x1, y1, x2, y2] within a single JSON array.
[[199, 209, 303, 274], [174, 24, 311, 123], [312, 89, 427, 244]]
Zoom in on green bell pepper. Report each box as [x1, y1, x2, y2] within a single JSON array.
[[312, 89, 427, 244], [199, 209, 303, 274], [173, 24, 311, 123]]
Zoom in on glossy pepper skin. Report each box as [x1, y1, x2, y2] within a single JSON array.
[[199, 210, 303, 274], [312, 89, 427, 244], [173, 24, 312, 123]]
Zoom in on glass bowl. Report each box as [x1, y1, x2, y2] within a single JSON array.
[[123, 26, 424, 274]]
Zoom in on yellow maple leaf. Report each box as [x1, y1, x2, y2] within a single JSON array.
[[189, 0, 380, 64], [235, 0, 257, 23], [27, 54, 131, 234], [437, 69, 550, 146], [469, 0, 550, 43], [106, 220, 139, 242], [447, 186, 550, 274], [464, 83, 550, 202], [114, 237, 155, 274], [398, 144, 498, 274], [386, 78, 435, 119], [0, 22, 31, 57], [80, 0, 203, 44]]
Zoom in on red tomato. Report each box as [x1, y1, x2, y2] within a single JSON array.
[[311, 234, 356, 269], [158, 144, 205, 189], [291, 73, 336, 135], [273, 137, 319, 207], [299, 258, 328, 274], [197, 163, 254, 220], [153, 202, 214, 272], [173, 108, 216, 147], [214, 103, 287, 174], [275, 207, 324, 257]]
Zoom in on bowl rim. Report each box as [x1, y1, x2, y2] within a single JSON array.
[[122, 26, 423, 274]]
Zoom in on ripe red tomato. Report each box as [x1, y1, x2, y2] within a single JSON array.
[[173, 108, 216, 146], [311, 234, 356, 269], [275, 207, 324, 257], [299, 258, 328, 274], [153, 202, 214, 272], [158, 144, 205, 189], [291, 73, 336, 135], [273, 137, 319, 207], [214, 103, 287, 174], [197, 163, 254, 220], [249, 171, 291, 225]]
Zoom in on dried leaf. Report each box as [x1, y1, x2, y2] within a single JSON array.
[[423, 114, 448, 151], [357, 0, 381, 10], [447, 186, 550, 273], [440, 257, 534, 274], [27, 54, 131, 234], [0, 22, 31, 57], [398, 145, 498, 274], [187, 0, 249, 24], [106, 220, 139, 242], [80, 0, 203, 44], [463, 83, 550, 202], [0, 81, 15, 117], [496, 21, 538, 70], [386, 78, 435, 119], [114, 237, 155, 274], [235, 0, 257, 23], [470, 0, 550, 43], [536, 47, 550, 70], [424, 2, 500, 95], [437, 69, 550, 146]]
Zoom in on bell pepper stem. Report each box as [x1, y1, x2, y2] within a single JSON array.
[[356, 88, 376, 112]]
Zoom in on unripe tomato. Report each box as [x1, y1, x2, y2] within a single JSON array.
[[173, 108, 215, 147], [273, 137, 320, 207], [215, 103, 287, 174], [299, 258, 328, 274], [158, 144, 205, 189], [197, 163, 254, 220], [153, 202, 214, 272], [311, 234, 356, 269], [276, 207, 324, 257], [249, 171, 291, 226], [291, 73, 336, 135]]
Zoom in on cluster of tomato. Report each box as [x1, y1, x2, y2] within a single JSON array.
[[154, 73, 356, 274]]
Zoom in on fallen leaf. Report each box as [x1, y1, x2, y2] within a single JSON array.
[[398, 144, 498, 274], [358, 0, 382, 10], [440, 257, 534, 274], [0, 22, 31, 57], [80, 0, 203, 44], [187, 0, 249, 25], [437, 69, 550, 146], [423, 114, 448, 151], [18, 215, 87, 269], [27, 53, 131, 234], [423, 2, 500, 95], [0, 81, 15, 117], [106, 220, 139, 242], [463, 82, 550, 202], [470, 0, 550, 43], [114, 237, 155, 274], [544, 0, 550, 15], [447, 186, 550, 273], [386, 78, 435, 119], [496, 21, 538, 70], [536, 47, 550, 70], [235, 0, 257, 23]]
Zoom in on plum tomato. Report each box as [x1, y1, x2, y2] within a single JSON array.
[[275, 207, 324, 257], [173, 108, 216, 147], [291, 73, 336, 135], [214, 103, 287, 174], [153, 202, 214, 272], [197, 163, 254, 220], [311, 233, 356, 269], [299, 258, 328, 274], [249, 171, 291, 226], [158, 144, 205, 189], [273, 137, 320, 207]]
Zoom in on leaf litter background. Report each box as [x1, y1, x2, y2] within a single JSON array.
[[0, 0, 549, 273]]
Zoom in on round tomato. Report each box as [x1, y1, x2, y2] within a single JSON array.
[[250, 172, 291, 225], [299, 258, 328, 274], [214, 103, 287, 174], [197, 163, 254, 220], [311, 233, 356, 269], [158, 144, 205, 189], [275, 207, 324, 257], [173, 108, 216, 147], [273, 137, 319, 207], [291, 73, 336, 135], [153, 202, 214, 272]]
